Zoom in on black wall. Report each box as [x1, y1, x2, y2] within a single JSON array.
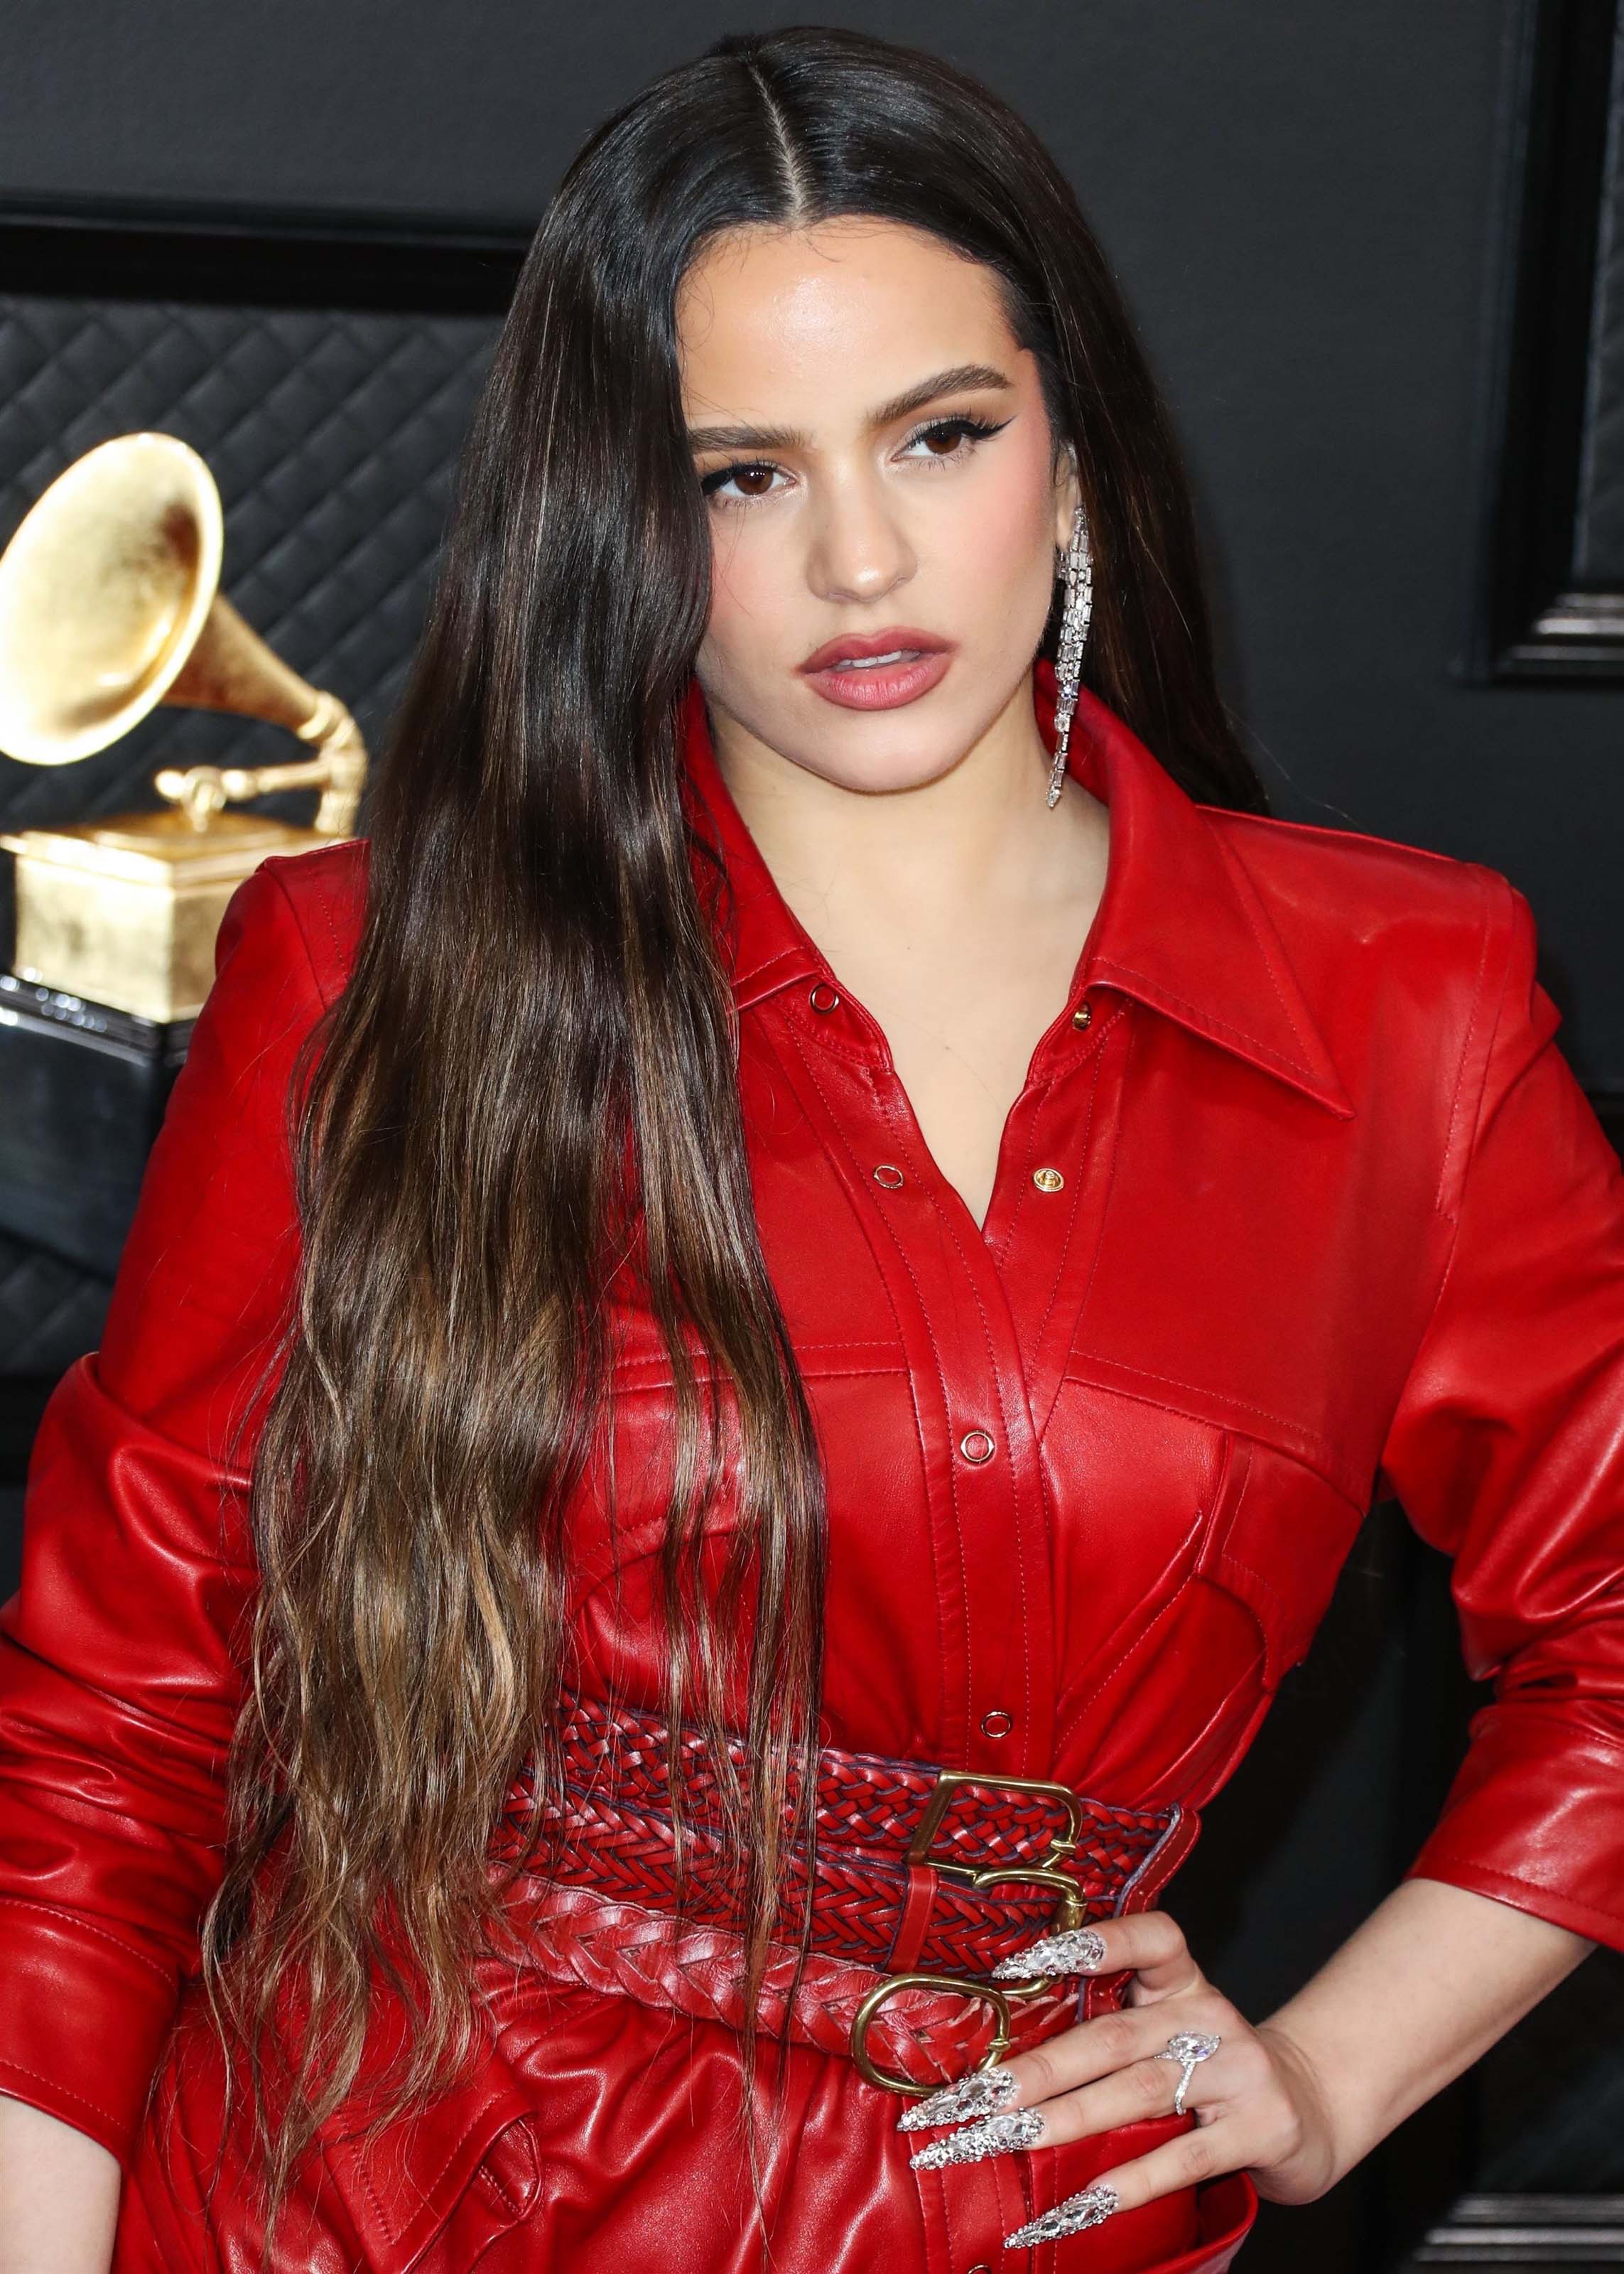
[[3, 5, 1620, 2267], [4, 0, 1618, 1081]]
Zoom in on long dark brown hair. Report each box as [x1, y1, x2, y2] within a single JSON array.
[[196, 23, 1267, 2259]]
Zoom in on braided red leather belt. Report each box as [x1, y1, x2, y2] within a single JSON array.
[[486, 1686, 1198, 2096]]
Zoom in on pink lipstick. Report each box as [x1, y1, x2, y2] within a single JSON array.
[[798, 627, 955, 711]]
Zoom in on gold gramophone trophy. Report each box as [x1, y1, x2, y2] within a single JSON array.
[[0, 431, 367, 1023]]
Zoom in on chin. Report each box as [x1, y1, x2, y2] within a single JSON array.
[[794, 727, 970, 797], [803, 685, 998, 775]]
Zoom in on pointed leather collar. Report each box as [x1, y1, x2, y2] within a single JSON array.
[[678, 659, 1353, 1119]]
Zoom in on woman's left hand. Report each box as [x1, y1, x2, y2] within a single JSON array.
[[897, 1909, 1341, 2244]]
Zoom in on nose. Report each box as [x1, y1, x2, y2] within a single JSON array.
[[806, 472, 916, 607]]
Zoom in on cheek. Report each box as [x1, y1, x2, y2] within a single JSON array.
[[945, 452, 1058, 613]]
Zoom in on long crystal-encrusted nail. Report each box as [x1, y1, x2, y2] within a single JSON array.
[[990, 1925, 1108, 1980], [897, 2062, 1020, 2132], [1003, 2182, 1120, 2247], [909, 2107, 1046, 2169]]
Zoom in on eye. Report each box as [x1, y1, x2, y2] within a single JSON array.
[[699, 460, 786, 504], [899, 414, 1011, 463], [696, 413, 1012, 505]]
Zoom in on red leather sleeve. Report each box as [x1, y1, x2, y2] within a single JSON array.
[[1377, 877, 1624, 1951], [0, 864, 327, 2168]]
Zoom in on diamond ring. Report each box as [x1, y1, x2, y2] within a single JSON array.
[[1154, 2028, 1221, 2116]]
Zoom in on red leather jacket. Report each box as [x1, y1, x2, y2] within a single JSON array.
[[3, 664, 1623, 2273]]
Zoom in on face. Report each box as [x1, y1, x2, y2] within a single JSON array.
[[677, 217, 1079, 793]]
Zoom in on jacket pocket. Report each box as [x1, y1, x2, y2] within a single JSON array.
[[1196, 1433, 1370, 1689], [320, 2064, 542, 2274]]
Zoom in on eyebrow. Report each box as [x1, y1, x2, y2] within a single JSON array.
[[684, 362, 1014, 455]]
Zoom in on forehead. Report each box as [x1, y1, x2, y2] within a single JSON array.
[[674, 217, 1023, 415]]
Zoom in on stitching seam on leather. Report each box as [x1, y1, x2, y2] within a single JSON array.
[[1059, 1568, 1197, 1738], [1030, 1028, 1105, 1359], [0, 2053, 124, 2135], [1213, 830, 1318, 1061], [1065, 1354, 1336, 1468], [786, 1028, 990, 1737], [1377, 876, 1521, 1464], [1034, 1013, 1132, 1446], [0, 1892, 177, 1991], [1434, 869, 1502, 1215], [1088, 957, 1311, 1075], [859, 1071, 1045, 1756], [347, 2096, 513, 2247], [263, 863, 341, 1012]]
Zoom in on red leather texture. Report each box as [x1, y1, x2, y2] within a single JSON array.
[[4, 659, 1623, 2269]]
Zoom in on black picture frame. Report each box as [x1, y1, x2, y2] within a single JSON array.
[[0, 188, 531, 314], [1468, 0, 1624, 679]]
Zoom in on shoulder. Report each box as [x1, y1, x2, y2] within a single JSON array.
[[1210, 802, 1519, 945], [1205, 802, 1531, 1011], [237, 834, 371, 1010], [1200, 806, 1549, 1179]]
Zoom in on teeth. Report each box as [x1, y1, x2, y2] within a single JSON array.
[[830, 649, 918, 669]]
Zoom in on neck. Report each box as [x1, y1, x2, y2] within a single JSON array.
[[705, 669, 1105, 942]]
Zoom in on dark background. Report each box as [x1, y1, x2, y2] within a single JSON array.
[[1, 4, 1620, 2267], [4, 0, 1619, 1082]]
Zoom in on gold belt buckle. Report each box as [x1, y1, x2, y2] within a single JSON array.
[[850, 1969, 1016, 2098], [849, 1767, 1089, 2096]]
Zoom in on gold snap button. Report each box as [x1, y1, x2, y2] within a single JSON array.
[[1032, 1167, 1065, 1192], [980, 1710, 1012, 1739], [809, 981, 840, 1013], [1072, 1000, 1093, 1030], [873, 1163, 904, 1189], [959, 1428, 995, 1464]]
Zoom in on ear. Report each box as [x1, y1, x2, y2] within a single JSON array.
[[1051, 441, 1082, 554]]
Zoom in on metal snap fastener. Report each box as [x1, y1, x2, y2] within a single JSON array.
[[959, 1428, 995, 1464], [1072, 1000, 1093, 1030], [1032, 1167, 1065, 1192], [809, 981, 840, 1013], [873, 1163, 904, 1189], [980, 1709, 1012, 1739]]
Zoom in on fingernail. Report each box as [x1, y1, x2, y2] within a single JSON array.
[[909, 2107, 1047, 2169], [990, 1925, 1108, 1980], [1003, 2181, 1120, 2247], [897, 2062, 1020, 2131]]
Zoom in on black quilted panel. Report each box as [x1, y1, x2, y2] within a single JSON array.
[[0, 293, 500, 834], [0, 1229, 109, 1378], [0, 289, 501, 1372]]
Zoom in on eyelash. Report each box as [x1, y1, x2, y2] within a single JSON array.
[[699, 414, 1011, 505]]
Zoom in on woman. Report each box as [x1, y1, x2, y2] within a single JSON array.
[[1, 25, 1619, 2273]]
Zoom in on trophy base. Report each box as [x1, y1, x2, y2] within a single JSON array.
[[1, 806, 339, 1023]]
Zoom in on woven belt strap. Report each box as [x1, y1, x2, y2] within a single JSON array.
[[487, 1691, 1182, 1992], [488, 1876, 1092, 2091]]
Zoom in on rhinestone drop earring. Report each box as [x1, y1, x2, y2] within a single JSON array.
[[1046, 500, 1093, 809]]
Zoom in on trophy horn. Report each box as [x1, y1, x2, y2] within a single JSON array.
[[0, 431, 365, 834]]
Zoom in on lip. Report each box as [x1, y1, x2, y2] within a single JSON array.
[[798, 626, 956, 713]]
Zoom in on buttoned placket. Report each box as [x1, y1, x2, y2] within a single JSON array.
[[777, 972, 1149, 2274], [750, 963, 1120, 1786], [679, 645, 1352, 1780], [681, 677, 1137, 1794]]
